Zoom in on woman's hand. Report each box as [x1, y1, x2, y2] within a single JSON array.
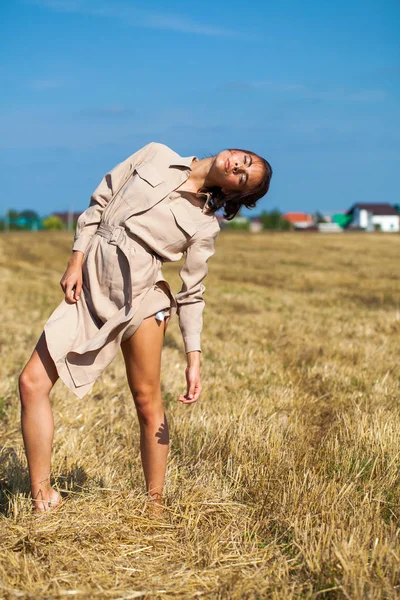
[[178, 351, 202, 404], [60, 251, 84, 304]]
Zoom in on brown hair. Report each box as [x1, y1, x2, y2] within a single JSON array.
[[199, 148, 273, 220]]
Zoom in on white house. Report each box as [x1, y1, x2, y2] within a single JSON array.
[[347, 203, 399, 232], [318, 222, 343, 233], [249, 218, 263, 233]]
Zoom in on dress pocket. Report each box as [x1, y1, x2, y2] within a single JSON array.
[[169, 203, 197, 237], [135, 162, 164, 187], [120, 162, 165, 209]]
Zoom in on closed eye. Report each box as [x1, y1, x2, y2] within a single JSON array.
[[240, 163, 249, 183], [240, 155, 250, 185]]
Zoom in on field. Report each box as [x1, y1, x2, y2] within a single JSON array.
[[0, 230, 399, 599]]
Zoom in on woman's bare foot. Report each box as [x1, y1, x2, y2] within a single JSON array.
[[146, 493, 165, 518], [31, 486, 62, 513]]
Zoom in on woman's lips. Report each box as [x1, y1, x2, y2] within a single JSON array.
[[225, 158, 230, 173]]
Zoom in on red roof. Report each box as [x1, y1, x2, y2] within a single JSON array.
[[282, 212, 313, 224]]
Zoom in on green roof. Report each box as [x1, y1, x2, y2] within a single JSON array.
[[332, 213, 351, 227]]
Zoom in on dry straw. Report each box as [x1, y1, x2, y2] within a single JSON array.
[[0, 231, 399, 598]]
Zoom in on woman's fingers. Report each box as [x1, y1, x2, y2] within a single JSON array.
[[74, 277, 82, 301], [192, 381, 202, 402], [65, 279, 77, 303], [178, 393, 197, 404], [60, 264, 83, 303], [187, 378, 196, 400], [178, 377, 202, 404]]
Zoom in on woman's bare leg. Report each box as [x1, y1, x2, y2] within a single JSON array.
[[18, 331, 61, 512], [121, 315, 168, 511]]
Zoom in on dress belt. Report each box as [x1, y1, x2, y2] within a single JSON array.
[[95, 221, 140, 310], [95, 221, 163, 261], [96, 222, 125, 245]]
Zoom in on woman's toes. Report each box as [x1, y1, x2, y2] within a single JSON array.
[[32, 489, 62, 513]]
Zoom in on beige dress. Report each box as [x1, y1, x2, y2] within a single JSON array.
[[43, 142, 220, 399]]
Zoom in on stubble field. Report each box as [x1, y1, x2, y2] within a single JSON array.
[[0, 230, 399, 599]]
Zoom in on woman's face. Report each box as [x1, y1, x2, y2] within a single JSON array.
[[207, 149, 265, 194]]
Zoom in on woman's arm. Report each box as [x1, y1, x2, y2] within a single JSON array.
[[72, 141, 157, 256], [61, 142, 158, 303], [175, 226, 220, 403]]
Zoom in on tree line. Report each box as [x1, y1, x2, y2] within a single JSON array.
[[225, 209, 292, 230], [0, 210, 76, 231], [1, 208, 294, 232]]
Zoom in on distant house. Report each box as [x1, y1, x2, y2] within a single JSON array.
[[313, 212, 331, 223], [53, 212, 82, 228], [346, 203, 399, 232], [15, 215, 43, 231], [5, 210, 43, 231], [333, 213, 352, 228], [282, 212, 314, 229], [224, 215, 250, 230], [318, 222, 343, 233], [249, 217, 263, 233]]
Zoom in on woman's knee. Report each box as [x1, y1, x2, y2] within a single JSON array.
[[19, 333, 58, 403], [18, 364, 52, 403], [132, 384, 163, 425]]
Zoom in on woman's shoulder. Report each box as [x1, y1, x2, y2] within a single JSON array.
[[145, 142, 179, 160], [145, 142, 196, 169]]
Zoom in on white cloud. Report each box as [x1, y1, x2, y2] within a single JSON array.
[[223, 79, 387, 102], [24, 0, 245, 37]]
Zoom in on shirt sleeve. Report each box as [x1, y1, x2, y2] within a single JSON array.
[[72, 141, 157, 255], [175, 226, 220, 353]]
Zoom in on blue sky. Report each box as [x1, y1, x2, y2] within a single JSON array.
[[1, 0, 399, 217]]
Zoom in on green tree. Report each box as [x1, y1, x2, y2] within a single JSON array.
[[313, 211, 326, 224], [18, 209, 42, 230], [259, 209, 291, 230], [43, 215, 65, 230], [6, 210, 23, 230], [7, 210, 20, 221], [225, 217, 250, 231], [20, 210, 40, 222]]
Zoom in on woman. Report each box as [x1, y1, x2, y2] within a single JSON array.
[[18, 141, 272, 513]]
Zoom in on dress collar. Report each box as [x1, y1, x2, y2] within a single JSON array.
[[169, 155, 214, 215], [169, 155, 198, 168], [196, 190, 214, 214]]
